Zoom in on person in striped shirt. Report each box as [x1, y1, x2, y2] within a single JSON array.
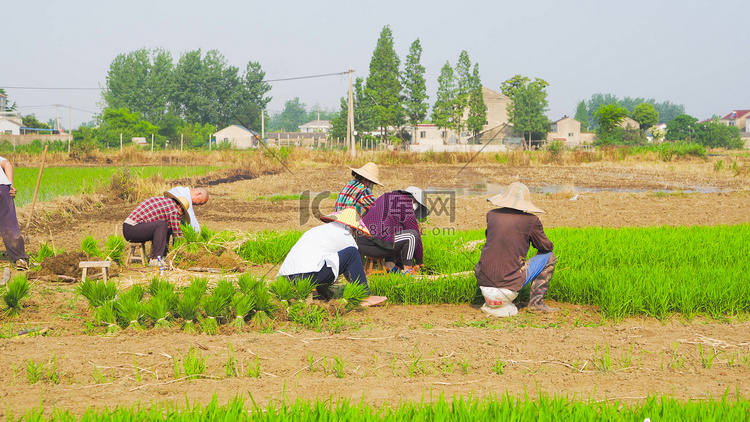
[[334, 162, 383, 216], [122, 192, 190, 266]]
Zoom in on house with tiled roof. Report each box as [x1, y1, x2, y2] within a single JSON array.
[[719, 110, 750, 133], [213, 125, 260, 149]]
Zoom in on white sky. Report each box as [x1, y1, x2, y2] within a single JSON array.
[[1, 0, 747, 128]]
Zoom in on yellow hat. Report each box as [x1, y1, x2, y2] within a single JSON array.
[[349, 162, 384, 186], [163, 191, 192, 223], [487, 182, 544, 213], [320, 207, 371, 237]]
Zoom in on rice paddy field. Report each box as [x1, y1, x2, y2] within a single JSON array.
[[1, 149, 750, 420]]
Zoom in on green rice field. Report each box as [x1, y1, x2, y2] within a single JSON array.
[[11, 166, 220, 206], [13, 393, 750, 421], [237, 224, 750, 320]]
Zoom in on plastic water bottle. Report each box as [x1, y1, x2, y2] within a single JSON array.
[[157, 256, 164, 276]]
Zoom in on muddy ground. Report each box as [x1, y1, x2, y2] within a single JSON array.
[[1, 159, 750, 416]]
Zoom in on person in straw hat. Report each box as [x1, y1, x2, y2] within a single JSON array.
[[122, 191, 191, 267], [475, 182, 557, 317], [358, 186, 430, 276], [334, 162, 384, 216], [278, 207, 388, 307]]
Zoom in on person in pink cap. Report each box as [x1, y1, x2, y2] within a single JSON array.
[[474, 182, 557, 317]]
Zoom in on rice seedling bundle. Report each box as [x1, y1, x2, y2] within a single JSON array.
[[2, 275, 31, 316], [292, 277, 315, 301], [81, 235, 103, 258], [230, 293, 256, 330], [177, 293, 202, 334], [144, 296, 173, 328], [115, 289, 146, 330], [250, 283, 276, 327], [77, 279, 118, 309], [35, 243, 55, 262], [237, 273, 263, 294], [287, 301, 326, 330], [341, 283, 368, 310], [269, 277, 295, 305], [95, 300, 119, 333], [103, 235, 126, 263], [200, 280, 235, 335]]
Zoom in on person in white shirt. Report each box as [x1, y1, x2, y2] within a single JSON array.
[[167, 186, 209, 232], [278, 207, 387, 307], [0, 156, 29, 270]]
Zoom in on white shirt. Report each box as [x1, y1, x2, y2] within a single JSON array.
[[168, 186, 200, 231], [0, 157, 11, 185], [278, 222, 357, 278]]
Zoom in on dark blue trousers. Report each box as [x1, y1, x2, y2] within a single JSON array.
[[287, 246, 369, 293]]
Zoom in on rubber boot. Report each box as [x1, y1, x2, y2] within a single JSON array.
[[527, 254, 558, 313]]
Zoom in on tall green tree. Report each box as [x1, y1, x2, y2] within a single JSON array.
[[466, 64, 487, 141], [21, 115, 50, 129], [365, 25, 403, 142], [632, 103, 659, 130], [695, 119, 743, 149], [501, 75, 550, 149], [665, 114, 698, 141], [450, 51, 472, 141], [402, 39, 428, 145], [593, 104, 630, 134], [574, 100, 589, 131], [586, 93, 620, 130], [270, 98, 308, 132], [432, 62, 455, 144]]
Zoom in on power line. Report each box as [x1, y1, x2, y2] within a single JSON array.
[[0, 70, 353, 91]]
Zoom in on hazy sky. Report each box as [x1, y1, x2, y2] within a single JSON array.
[[2, 0, 747, 129]]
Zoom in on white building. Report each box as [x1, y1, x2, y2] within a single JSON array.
[[299, 120, 332, 133], [0, 118, 22, 135], [213, 125, 260, 149]]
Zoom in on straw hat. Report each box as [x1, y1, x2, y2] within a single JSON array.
[[320, 207, 371, 237], [398, 186, 431, 220], [487, 182, 545, 214], [349, 162, 384, 186], [163, 191, 192, 223]]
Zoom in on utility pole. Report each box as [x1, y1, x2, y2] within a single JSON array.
[[347, 68, 356, 157], [261, 109, 265, 140]]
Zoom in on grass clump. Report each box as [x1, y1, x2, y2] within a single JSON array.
[[3, 275, 31, 317], [77, 279, 118, 309], [200, 280, 235, 335]]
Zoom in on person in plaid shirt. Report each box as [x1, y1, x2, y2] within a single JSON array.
[[334, 162, 383, 216], [122, 192, 190, 265]]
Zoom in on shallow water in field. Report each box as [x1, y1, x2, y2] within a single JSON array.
[[427, 183, 732, 197]]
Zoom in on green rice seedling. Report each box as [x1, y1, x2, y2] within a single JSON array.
[[230, 294, 256, 330], [35, 243, 55, 263], [725, 351, 737, 367], [200, 283, 234, 335], [594, 343, 612, 372], [699, 343, 719, 369], [185, 277, 209, 300], [270, 277, 295, 306], [147, 277, 175, 298], [95, 300, 120, 333], [81, 235, 103, 258], [292, 277, 315, 301], [237, 230, 302, 264], [458, 357, 471, 375], [333, 356, 346, 378], [236, 273, 263, 294], [103, 235, 126, 263], [407, 352, 422, 378], [390, 357, 400, 376], [493, 358, 506, 375], [47, 352, 60, 385], [3, 275, 31, 317], [669, 343, 684, 370], [287, 302, 326, 331], [182, 348, 206, 380], [91, 366, 111, 384], [172, 356, 181, 379], [177, 292, 201, 334], [26, 358, 43, 384], [439, 359, 455, 375], [328, 314, 346, 334], [246, 355, 261, 378], [132, 354, 142, 382], [620, 344, 634, 370], [307, 353, 316, 373], [77, 279, 118, 309], [250, 284, 276, 328], [144, 296, 172, 328], [341, 283, 368, 310], [115, 291, 145, 330], [225, 342, 238, 377]]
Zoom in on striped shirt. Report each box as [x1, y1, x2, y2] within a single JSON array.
[[361, 191, 423, 262], [474, 208, 554, 291], [334, 179, 376, 216], [124, 196, 185, 237]]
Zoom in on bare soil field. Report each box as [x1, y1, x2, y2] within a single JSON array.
[[1, 158, 750, 416]]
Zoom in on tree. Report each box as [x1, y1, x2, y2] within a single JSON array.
[[22, 114, 50, 129], [365, 25, 403, 142], [632, 103, 659, 130], [665, 114, 698, 141], [270, 98, 308, 132], [586, 93, 620, 130], [330, 77, 376, 144], [695, 119, 743, 149], [501, 75, 550, 149], [592, 104, 630, 134], [653, 101, 685, 124], [402, 39, 428, 146], [466, 64, 487, 141], [432, 62, 455, 144], [97, 107, 160, 149], [574, 100, 589, 131], [450, 51, 472, 142]]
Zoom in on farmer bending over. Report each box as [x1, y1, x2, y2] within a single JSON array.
[[167, 186, 209, 232], [358, 186, 430, 276], [334, 162, 383, 217], [475, 182, 557, 317], [122, 192, 190, 266], [278, 207, 387, 307]]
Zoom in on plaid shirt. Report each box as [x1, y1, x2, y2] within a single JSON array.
[[125, 196, 185, 237], [334, 179, 376, 216], [361, 191, 423, 262]]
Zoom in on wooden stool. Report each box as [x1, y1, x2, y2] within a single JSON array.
[[363, 256, 387, 276], [79, 261, 113, 282], [126, 243, 148, 265]]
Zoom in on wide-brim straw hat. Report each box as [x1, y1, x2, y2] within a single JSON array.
[[320, 207, 371, 237], [397, 186, 431, 220], [487, 182, 545, 213], [349, 162, 384, 186], [163, 191, 192, 224]]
